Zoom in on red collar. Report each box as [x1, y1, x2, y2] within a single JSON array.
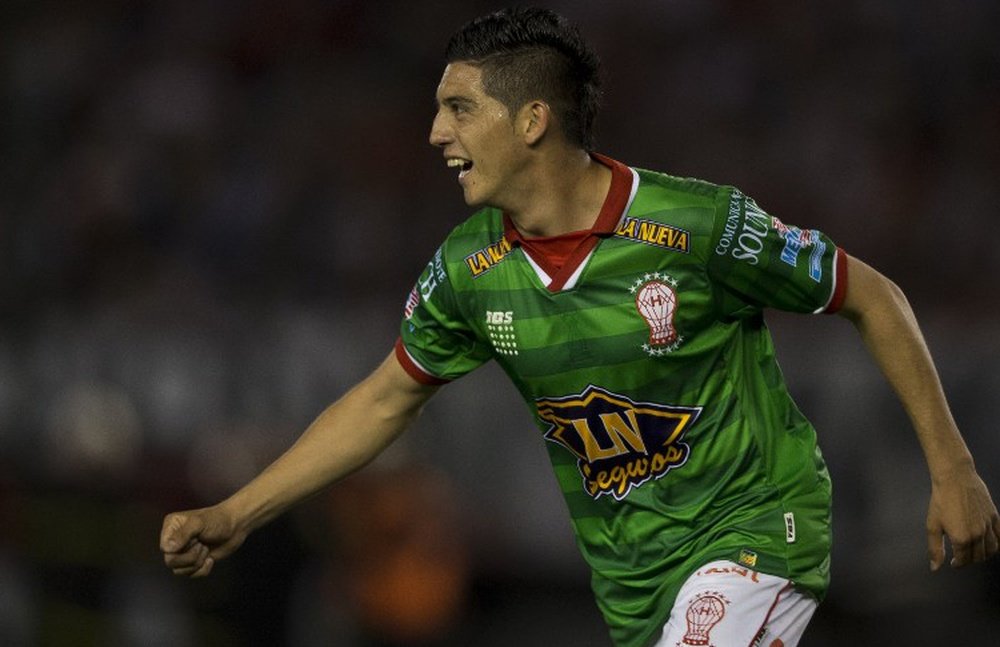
[[502, 153, 633, 243]]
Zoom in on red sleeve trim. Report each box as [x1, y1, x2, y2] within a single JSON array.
[[393, 338, 450, 386], [823, 247, 849, 314]]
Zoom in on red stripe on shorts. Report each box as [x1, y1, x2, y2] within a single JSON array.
[[747, 582, 795, 647]]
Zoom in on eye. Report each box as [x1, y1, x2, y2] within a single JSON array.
[[444, 99, 473, 117]]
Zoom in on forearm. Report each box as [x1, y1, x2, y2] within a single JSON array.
[[839, 257, 973, 480], [837, 255, 999, 568], [220, 354, 434, 533]]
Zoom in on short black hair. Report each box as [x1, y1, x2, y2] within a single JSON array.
[[445, 7, 602, 151]]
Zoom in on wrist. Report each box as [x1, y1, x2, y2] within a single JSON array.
[[218, 492, 259, 535], [929, 453, 976, 487]]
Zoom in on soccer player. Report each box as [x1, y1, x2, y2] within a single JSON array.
[[161, 8, 1000, 647]]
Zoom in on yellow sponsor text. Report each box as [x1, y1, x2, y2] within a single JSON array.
[[615, 217, 690, 252], [465, 236, 513, 278]]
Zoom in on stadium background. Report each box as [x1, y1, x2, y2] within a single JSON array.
[[1, 1, 998, 645]]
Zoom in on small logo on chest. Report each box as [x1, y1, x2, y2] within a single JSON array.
[[486, 310, 518, 356], [630, 272, 684, 356]]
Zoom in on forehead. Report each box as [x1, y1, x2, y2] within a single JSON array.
[[435, 62, 487, 101]]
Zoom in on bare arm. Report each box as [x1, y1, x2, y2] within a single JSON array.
[[837, 255, 999, 569], [160, 350, 439, 577]]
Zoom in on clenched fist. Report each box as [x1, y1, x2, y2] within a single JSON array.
[[160, 505, 247, 577]]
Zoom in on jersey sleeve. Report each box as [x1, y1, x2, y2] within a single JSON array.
[[396, 246, 492, 385], [707, 188, 847, 317]]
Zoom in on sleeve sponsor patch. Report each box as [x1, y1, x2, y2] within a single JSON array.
[[709, 188, 841, 315], [403, 285, 421, 320], [715, 191, 770, 265], [772, 217, 824, 282]]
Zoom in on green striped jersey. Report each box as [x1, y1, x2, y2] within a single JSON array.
[[395, 155, 846, 647]]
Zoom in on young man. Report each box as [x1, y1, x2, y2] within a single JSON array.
[[161, 8, 1000, 647]]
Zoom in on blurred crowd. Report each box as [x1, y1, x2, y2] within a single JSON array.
[[1, 1, 999, 645]]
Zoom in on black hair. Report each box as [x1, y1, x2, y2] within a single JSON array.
[[445, 7, 602, 150]]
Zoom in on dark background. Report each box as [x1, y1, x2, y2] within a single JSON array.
[[1, 1, 998, 645]]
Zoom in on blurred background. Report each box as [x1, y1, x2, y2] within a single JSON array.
[[1, 0, 999, 645]]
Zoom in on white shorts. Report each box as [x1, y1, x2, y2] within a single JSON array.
[[653, 560, 817, 647]]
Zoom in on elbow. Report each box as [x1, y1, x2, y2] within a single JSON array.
[[872, 274, 907, 311], [876, 274, 911, 320]]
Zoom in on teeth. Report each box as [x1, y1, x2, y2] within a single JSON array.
[[447, 158, 465, 168]]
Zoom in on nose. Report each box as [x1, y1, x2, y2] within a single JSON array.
[[429, 110, 451, 148]]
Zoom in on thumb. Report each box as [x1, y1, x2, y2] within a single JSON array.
[[160, 511, 205, 553], [927, 522, 944, 572]]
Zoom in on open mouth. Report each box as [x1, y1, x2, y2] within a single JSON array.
[[447, 158, 474, 178]]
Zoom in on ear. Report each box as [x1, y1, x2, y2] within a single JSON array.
[[518, 100, 551, 145]]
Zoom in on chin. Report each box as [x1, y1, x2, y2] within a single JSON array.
[[460, 177, 502, 209], [461, 188, 487, 208]]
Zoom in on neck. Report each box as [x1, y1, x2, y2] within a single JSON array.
[[504, 149, 612, 238]]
